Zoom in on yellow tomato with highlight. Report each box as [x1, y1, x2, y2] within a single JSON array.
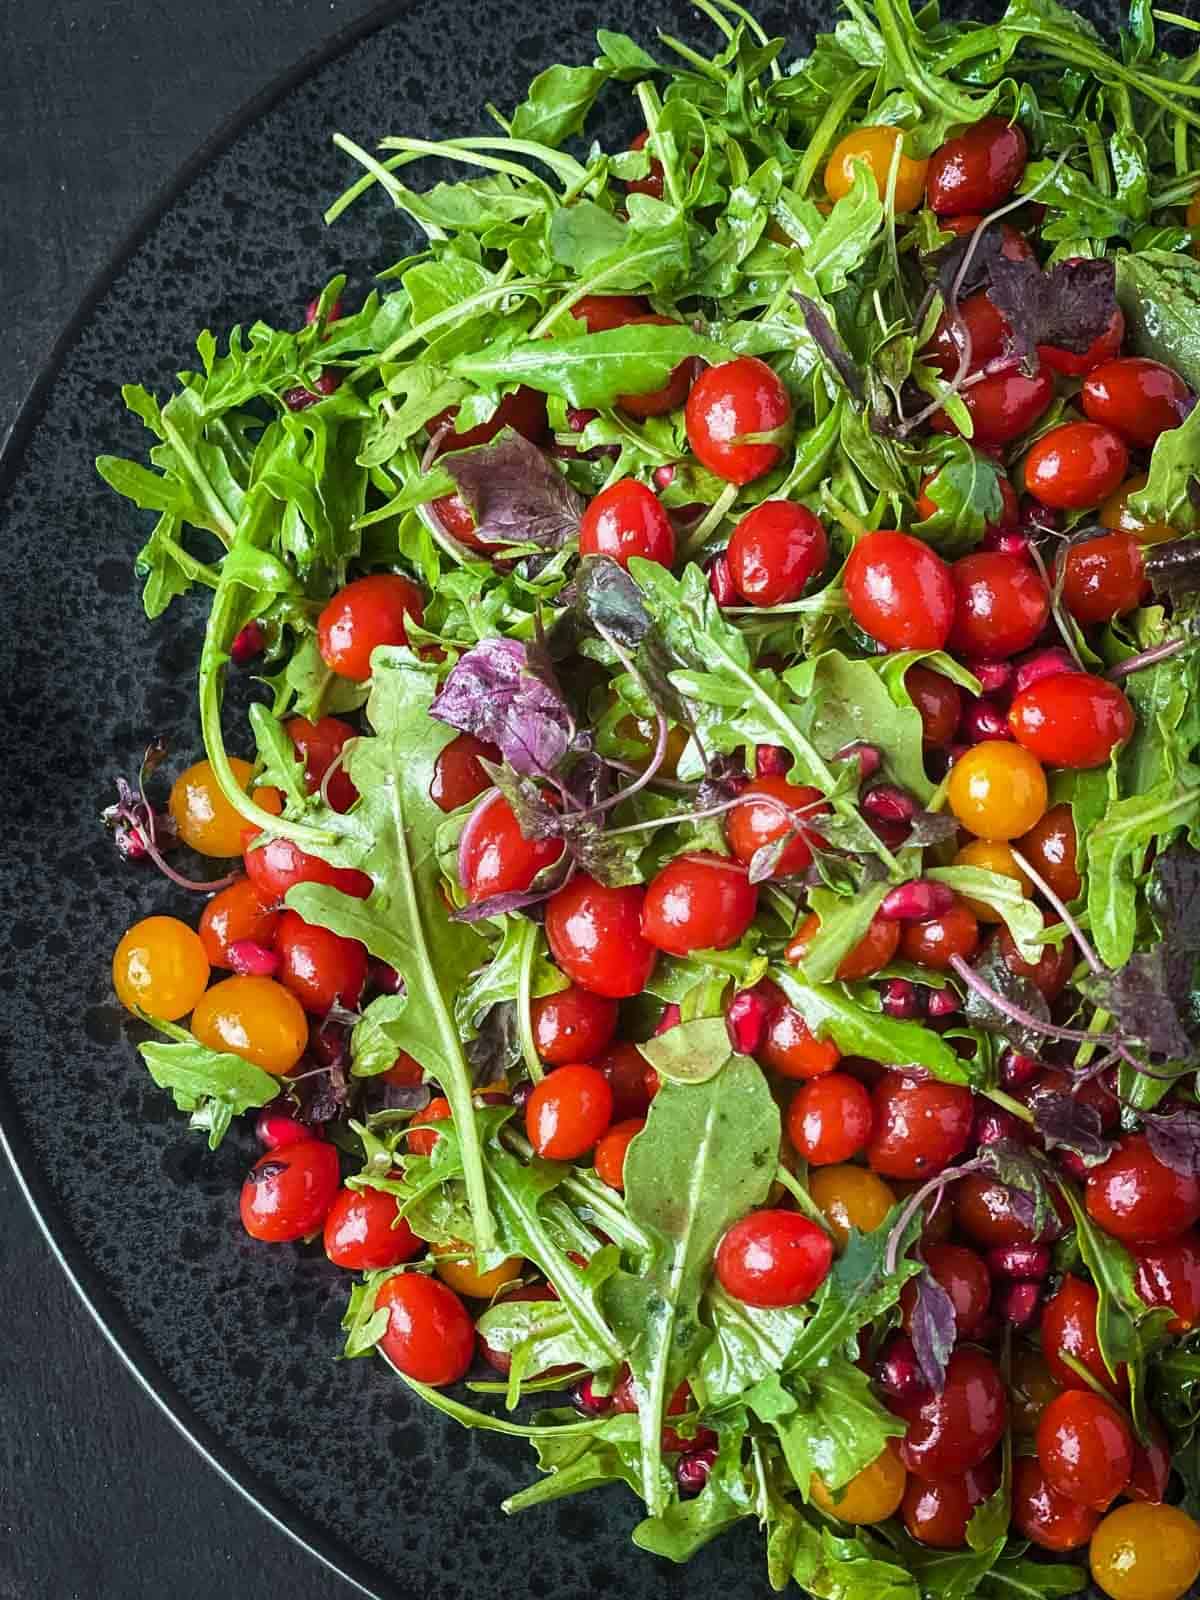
[[112, 916, 210, 1020], [191, 975, 307, 1076], [169, 758, 282, 858]]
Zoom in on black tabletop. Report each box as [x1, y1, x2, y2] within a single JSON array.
[[3, 5, 377, 1593]]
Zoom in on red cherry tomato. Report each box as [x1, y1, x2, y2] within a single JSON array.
[[430, 732, 500, 813], [407, 1096, 451, 1158], [240, 1140, 341, 1242], [925, 290, 1011, 378], [616, 315, 695, 417], [893, 1348, 1007, 1479], [715, 1209, 834, 1307], [844, 531, 954, 651], [641, 852, 758, 956], [900, 1243, 992, 1341], [1081, 357, 1194, 449], [198, 877, 281, 968], [596, 1041, 655, 1120], [1018, 804, 1081, 903], [1012, 1456, 1101, 1552], [459, 789, 563, 904], [530, 983, 619, 1066], [1025, 1066, 1118, 1132], [726, 501, 829, 606], [525, 1063, 614, 1160], [477, 1283, 570, 1377], [1086, 1133, 1200, 1246], [626, 128, 665, 200], [902, 1459, 999, 1549], [995, 915, 1076, 1002], [867, 1074, 974, 1181], [1024, 422, 1129, 512], [940, 216, 1034, 261], [927, 117, 1028, 216], [954, 1172, 1052, 1251], [274, 910, 367, 1014], [1040, 1275, 1124, 1397], [1038, 307, 1125, 377], [1128, 1418, 1172, 1504], [787, 1072, 873, 1165], [1059, 531, 1148, 625], [317, 574, 425, 682], [906, 665, 963, 747], [594, 1117, 646, 1190], [1135, 1231, 1200, 1333], [935, 370, 1055, 449], [1036, 1389, 1133, 1510], [569, 294, 651, 332], [285, 715, 359, 813], [242, 830, 372, 902], [323, 1184, 422, 1270], [1008, 672, 1134, 769], [899, 899, 980, 971], [545, 876, 657, 999], [578, 478, 675, 570], [787, 910, 901, 981], [429, 386, 548, 451], [760, 1002, 841, 1080], [685, 357, 792, 485], [948, 550, 1050, 660], [429, 490, 491, 551], [376, 1272, 475, 1385], [726, 775, 828, 878]]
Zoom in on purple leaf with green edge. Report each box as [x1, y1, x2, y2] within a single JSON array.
[[905, 809, 961, 848], [431, 637, 574, 777], [464, 1001, 521, 1084], [573, 555, 651, 648], [1030, 1090, 1115, 1163], [1144, 1109, 1200, 1178], [986, 256, 1118, 372], [792, 294, 865, 403], [977, 1139, 1055, 1240], [441, 430, 585, 549], [908, 1269, 956, 1395], [930, 220, 1024, 301]]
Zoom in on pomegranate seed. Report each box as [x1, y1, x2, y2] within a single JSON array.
[[874, 1334, 930, 1403], [973, 1104, 1026, 1147], [512, 1080, 534, 1113], [707, 553, 737, 607], [880, 879, 956, 922], [923, 987, 960, 1019], [283, 385, 319, 411], [370, 959, 403, 995], [677, 1447, 718, 1497], [255, 1107, 313, 1150], [987, 1245, 1051, 1281], [310, 1019, 348, 1068], [880, 978, 919, 1020], [315, 370, 342, 396], [1014, 649, 1075, 695], [983, 526, 1032, 557], [567, 407, 598, 433], [834, 741, 882, 780], [653, 464, 676, 490], [227, 939, 280, 978], [861, 783, 916, 824], [305, 295, 343, 324], [999, 1050, 1041, 1090], [960, 697, 1013, 743], [573, 1376, 612, 1415], [726, 988, 771, 1056], [1057, 1148, 1091, 1181], [231, 620, 266, 666], [114, 822, 151, 861], [869, 816, 914, 848], [754, 744, 789, 777], [654, 1003, 682, 1037], [995, 1280, 1042, 1330], [967, 659, 1014, 697]]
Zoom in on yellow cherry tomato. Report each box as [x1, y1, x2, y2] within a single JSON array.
[[1009, 1344, 1061, 1435], [1100, 473, 1177, 547], [1090, 1503, 1200, 1600], [952, 839, 1034, 920], [168, 758, 282, 858], [112, 916, 210, 1020], [947, 743, 1047, 841], [811, 1444, 907, 1524], [825, 127, 929, 214], [808, 1165, 896, 1248], [613, 711, 690, 780], [433, 1241, 523, 1299], [191, 975, 307, 1076]]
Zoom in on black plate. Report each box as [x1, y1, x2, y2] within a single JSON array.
[[0, 0, 1121, 1595]]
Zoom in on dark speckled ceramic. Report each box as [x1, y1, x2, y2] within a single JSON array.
[[0, 0, 1121, 1595]]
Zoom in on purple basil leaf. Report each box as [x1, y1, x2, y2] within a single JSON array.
[[986, 256, 1118, 372], [931, 220, 1022, 301], [465, 1002, 521, 1084], [793, 293, 866, 404], [909, 1268, 956, 1395], [1144, 538, 1200, 602], [961, 944, 1053, 1057], [431, 637, 574, 777], [978, 1139, 1055, 1240], [748, 832, 794, 885], [1030, 1090, 1115, 1163], [905, 809, 961, 848], [560, 816, 645, 887], [442, 429, 585, 549], [695, 755, 746, 812], [451, 870, 570, 923], [1144, 1109, 1200, 1178]]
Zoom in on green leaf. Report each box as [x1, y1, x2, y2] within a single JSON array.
[[774, 968, 970, 1083], [978, 1550, 1088, 1599], [784, 1209, 923, 1371], [928, 866, 1045, 963], [794, 883, 892, 986], [137, 1028, 278, 1150], [700, 1282, 812, 1407], [248, 700, 311, 812], [773, 1358, 904, 1497], [912, 437, 1009, 556], [349, 993, 413, 1078], [785, 649, 935, 804], [803, 161, 883, 294], [1128, 400, 1200, 536], [505, 1414, 646, 1511], [1085, 773, 1200, 968], [1116, 251, 1200, 395], [632, 1412, 753, 1561], [510, 64, 611, 147], [636, 1016, 739, 1084], [340, 1269, 397, 1359]]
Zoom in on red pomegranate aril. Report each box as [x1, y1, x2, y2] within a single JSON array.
[[1000, 1050, 1041, 1090], [371, 959, 403, 995], [255, 1107, 313, 1150], [834, 741, 883, 779], [988, 1245, 1052, 1281], [567, 407, 597, 432], [677, 1448, 718, 1497], [227, 939, 281, 978], [653, 464, 676, 489], [923, 988, 960, 1019], [726, 987, 771, 1056], [573, 1375, 613, 1415], [1013, 649, 1074, 695], [995, 1280, 1042, 1330], [875, 1334, 931, 1404], [755, 744, 790, 777], [960, 697, 1013, 744], [881, 979, 919, 1020], [707, 552, 737, 607], [231, 621, 266, 665], [973, 1105, 1027, 1148], [654, 1003, 682, 1036], [880, 880, 956, 922], [982, 525, 1032, 557], [969, 660, 1014, 696], [862, 784, 917, 824]]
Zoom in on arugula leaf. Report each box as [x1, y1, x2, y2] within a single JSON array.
[[1116, 250, 1200, 393], [784, 1207, 923, 1371], [636, 1016, 740, 1084], [509, 63, 611, 147], [774, 967, 970, 1083], [632, 1411, 754, 1561], [1129, 401, 1200, 538], [700, 1281, 812, 1407], [137, 1027, 279, 1150], [773, 1358, 904, 1498], [1085, 773, 1200, 969], [451, 325, 731, 409]]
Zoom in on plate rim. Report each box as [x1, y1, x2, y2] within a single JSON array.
[[0, 6, 424, 1594]]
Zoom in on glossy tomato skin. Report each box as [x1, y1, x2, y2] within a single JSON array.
[[240, 1140, 341, 1242], [530, 983, 618, 1066], [1134, 1231, 1200, 1333], [899, 900, 980, 971], [901, 1459, 1000, 1549], [198, 878, 282, 969], [596, 1041, 655, 1120], [285, 715, 359, 813], [892, 1348, 1007, 1479], [787, 1073, 874, 1166], [1081, 358, 1194, 449], [459, 790, 563, 904], [429, 386, 547, 451], [1012, 1456, 1101, 1552], [936, 370, 1055, 449], [430, 732, 500, 813], [1038, 307, 1126, 378], [927, 117, 1028, 215], [685, 357, 792, 485], [594, 1117, 645, 1190], [641, 853, 758, 956], [525, 1063, 614, 1160], [954, 1173, 1053, 1251], [578, 478, 676, 570], [726, 776, 827, 878], [1090, 1503, 1200, 1600], [192, 975, 309, 1077], [1018, 803, 1081, 903], [407, 1096, 451, 1158], [716, 1210, 834, 1307], [900, 1244, 991, 1341], [317, 574, 425, 681], [824, 126, 928, 213], [867, 1074, 975, 1180], [726, 501, 829, 605], [787, 910, 901, 981], [242, 831, 372, 902], [1041, 1275, 1124, 1397], [1060, 531, 1148, 625], [760, 1003, 841, 1080], [169, 758, 280, 859], [906, 664, 963, 747], [545, 877, 657, 999], [323, 1184, 422, 1270], [376, 1273, 475, 1386], [273, 910, 368, 1014], [1024, 422, 1130, 512], [844, 531, 955, 651], [570, 294, 650, 332], [1036, 1389, 1133, 1510], [112, 916, 210, 1021], [811, 1445, 907, 1525], [1009, 672, 1134, 769], [1086, 1133, 1200, 1245], [926, 290, 1010, 378], [1127, 1419, 1172, 1505], [948, 551, 1050, 660]]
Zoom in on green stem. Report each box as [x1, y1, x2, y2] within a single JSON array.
[[391, 1367, 628, 1437], [793, 70, 875, 198], [516, 919, 545, 1085], [635, 82, 683, 212]]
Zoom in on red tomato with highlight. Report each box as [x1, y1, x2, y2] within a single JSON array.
[[376, 1272, 475, 1385], [1081, 357, 1193, 449], [906, 665, 963, 747], [545, 877, 657, 999], [459, 789, 563, 904], [868, 1074, 975, 1181], [530, 983, 619, 1066], [286, 715, 359, 813], [927, 117, 1028, 216], [726, 775, 827, 878], [900, 1244, 992, 1341], [525, 1063, 614, 1160], [787, 910, 901, 981], [429, 386, 548, 451], [1040, 1275, 1123, 1397], [787, 1073, 873, 1166], [242, 831, 372, 902], [902, 1459, 999, 1549], [1024, 422, 1129, 511], [844, 531, 954, 651], [198, 877, 281, 968], [1036, 1389, 1133, 1510], [1059, 531, 1148, 625], [1012, 1457, 1101, 1552], [594, 1117, 645, 1191], [1135, 1231, 1200, 1333], [578, 478, 675, 570], [925, 290, 1011, 378], [1086, 1133, 1200, 1245], [899, 899, 980, 971], [760, 1003, 841, 1081], [893, 1348, 1007, 1479], [954, 1173, 1052, 1251], [617, 315, 695, 418], [715, 1210, 834, 1307], [240, 1140, 341, 1242], [685, 357, 792, 485], [317, 574, 425, 681], [641, 853, 758, 956], [935, 370, 1054, 449], [948, 550, 1050, 660], [274, 910, 367, 1014], [407, 1096, 451, 1158], [1008, 672, 1134, 768], [430, 732, 500, 813], [1038, 307, 1125, 378], [726, 501, 829, 606], [324, 1184, 421, 1270]]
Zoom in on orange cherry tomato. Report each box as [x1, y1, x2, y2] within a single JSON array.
[[594, 1118, 646, 1190], [191, 974, 308, 1076], [947, 742, 1047, 839], [825, 126, 928, 214], [112, 915, 210, 1020], [169, 758, 280, 858]]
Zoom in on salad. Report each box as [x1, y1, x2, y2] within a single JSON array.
[[99, 0, 1200, 1595]]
